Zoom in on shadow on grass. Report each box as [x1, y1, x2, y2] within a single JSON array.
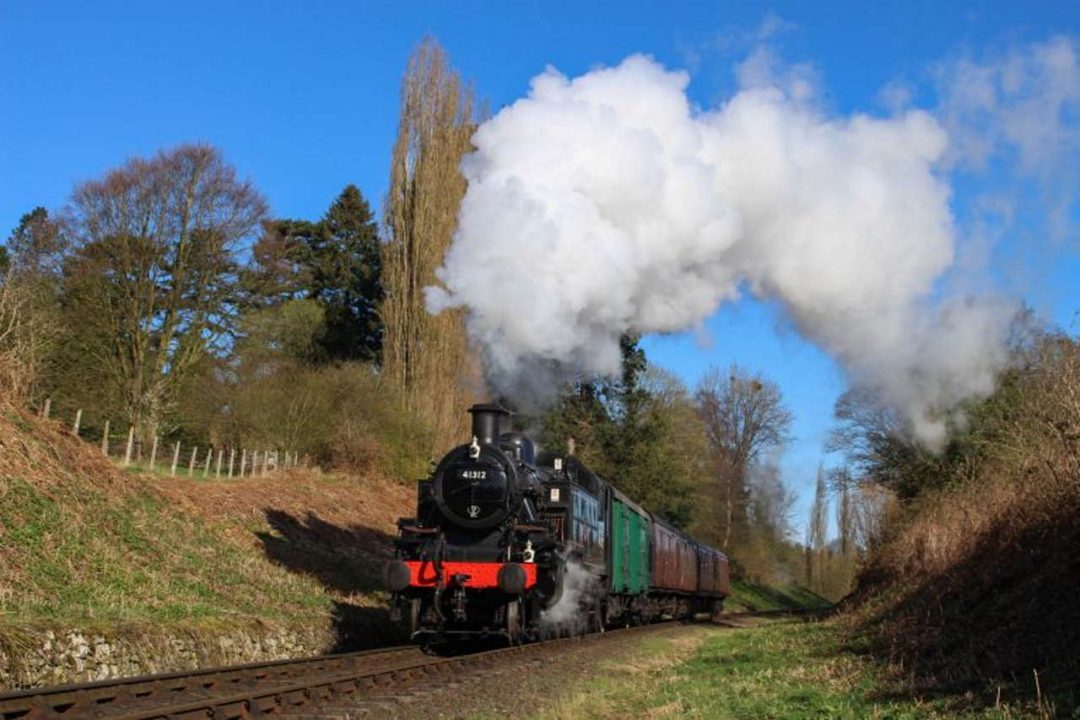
[[255, 509, 407, 651], [732, 581, 833, 612]]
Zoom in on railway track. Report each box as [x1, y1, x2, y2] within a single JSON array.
[[0, 612, 813, 719]]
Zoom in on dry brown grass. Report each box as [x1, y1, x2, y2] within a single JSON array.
[[0, 397, 412, 652], [849, 336, 1080, 711]]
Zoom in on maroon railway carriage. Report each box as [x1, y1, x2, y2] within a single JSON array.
[[696, 543, 731, 600]]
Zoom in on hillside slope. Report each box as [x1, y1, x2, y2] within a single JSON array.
[[843, 338, 1080, 714], [0, 402, 412, 687]]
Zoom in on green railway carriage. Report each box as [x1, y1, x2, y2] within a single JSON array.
[[608, 488, 650, 595]]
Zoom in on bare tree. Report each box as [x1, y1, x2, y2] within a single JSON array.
[[56, 144, 266, 438], [381, 37, 484, 454], [831, 466, 855, 557], [0, 272, 54, 402], [806, 466, 829, 588], [0, 208, 65, 402], [695, 364, 792, 550], [849, 480, 893, 552], [748, 458, 796, 544], [829, 387, 950, 498]]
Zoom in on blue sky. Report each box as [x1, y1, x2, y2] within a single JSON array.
[[3, 1, 1078, 532]]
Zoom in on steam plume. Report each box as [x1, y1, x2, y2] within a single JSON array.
[[540, 559, 598, 636], [426, 52, 1038, 446]]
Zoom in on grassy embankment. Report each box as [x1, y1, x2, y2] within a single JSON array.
[[723, 580, 831, 614], [0, 403, 411, 652], [531, 618, 1050, 720]]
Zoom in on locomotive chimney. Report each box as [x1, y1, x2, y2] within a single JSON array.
[[468, 403, 510, 446]]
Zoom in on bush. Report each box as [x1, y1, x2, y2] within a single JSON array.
[[316, 364, 436, 481], [212, 361, 434, 481]]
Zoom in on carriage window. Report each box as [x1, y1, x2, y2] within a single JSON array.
[[570, 488, 603, 551]]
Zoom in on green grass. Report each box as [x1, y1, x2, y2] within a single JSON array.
[[532, 620, 1044, 719], [725, 580, 832, 613], [0, 476, 333, 630]]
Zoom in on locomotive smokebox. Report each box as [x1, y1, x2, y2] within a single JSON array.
[[468, 403, 510, 445]]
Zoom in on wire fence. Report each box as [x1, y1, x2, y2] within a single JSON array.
[[36, 397, 303, 479]]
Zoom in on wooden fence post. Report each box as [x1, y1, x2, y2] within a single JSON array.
[[101, 420, 110, 456], [149, 436, 159, 471], [124, 426, 135, 466], [215, 449, 223, 478], [252, 451, 260, 477], [240, 449, 247, 478], [72, 409, 82, 436], [171, 441, 181, 476], [203, 448, 213, 476], [228, 448, 235, 478], [41, 398, 51, 419], [188, 446, 198, 477]]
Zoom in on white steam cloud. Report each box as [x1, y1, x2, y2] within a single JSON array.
[[540, 559, 599, 636], [427, 43, 1077, 447]]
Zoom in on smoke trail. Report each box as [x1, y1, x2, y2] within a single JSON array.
[[540, 559, 599, 636], [425, 50, 1054, 446]]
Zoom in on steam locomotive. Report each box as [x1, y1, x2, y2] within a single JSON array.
[[384, 403, 730, 644]]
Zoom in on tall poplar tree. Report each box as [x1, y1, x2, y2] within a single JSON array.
[[382, 36, 482, 452]]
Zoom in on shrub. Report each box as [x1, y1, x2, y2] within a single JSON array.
[[215, 361, 434, 481]]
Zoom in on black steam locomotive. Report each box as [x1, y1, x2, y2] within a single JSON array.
[[384, 403, 730, 645]]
